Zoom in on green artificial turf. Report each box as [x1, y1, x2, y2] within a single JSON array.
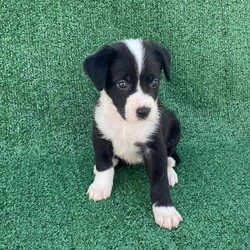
[[1, 1, 249, 249]]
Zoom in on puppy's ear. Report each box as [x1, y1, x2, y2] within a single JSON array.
[[157, 46, 171, 81], [149, 41, 171, 81], [83, 45, 116, 90]]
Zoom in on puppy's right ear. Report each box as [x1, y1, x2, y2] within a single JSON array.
[[83, 45, 116, 91]]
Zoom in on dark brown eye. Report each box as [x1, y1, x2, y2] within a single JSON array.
[[116, 80, 128, 90], [150, 79, 159, 88]]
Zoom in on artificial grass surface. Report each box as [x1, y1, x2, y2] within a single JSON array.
[[1, 1, 249, 249]]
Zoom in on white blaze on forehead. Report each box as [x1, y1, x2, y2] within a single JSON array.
[[123, 39, 144, 74]]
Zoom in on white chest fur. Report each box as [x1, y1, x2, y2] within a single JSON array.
[[94, 91, 160, 164]]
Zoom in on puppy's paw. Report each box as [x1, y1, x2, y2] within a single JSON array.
[[87, 181, 112, 201], [167, 167, 178, 187], [152, 206, 183, 230], [167, 157, 176, 168], [167, 157, 178, 187], [87, 167, 114, 201]]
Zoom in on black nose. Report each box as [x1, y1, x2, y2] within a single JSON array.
[[136, 107, 151, 119]]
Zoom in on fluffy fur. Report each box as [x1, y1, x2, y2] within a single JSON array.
[[84, 39, 182, 229]]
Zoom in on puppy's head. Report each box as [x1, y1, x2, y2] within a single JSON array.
[[84, 39, 171, 122]]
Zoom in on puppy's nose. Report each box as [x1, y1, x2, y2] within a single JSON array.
[[136, 107, 151, 119]]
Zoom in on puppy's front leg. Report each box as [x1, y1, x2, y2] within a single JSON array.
[[143, 145, 182, 230], [87, 127, 115, 201]]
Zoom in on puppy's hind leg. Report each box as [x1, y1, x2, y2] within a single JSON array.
[[167, 157, 178, 187], [165, 117, 180, 187]]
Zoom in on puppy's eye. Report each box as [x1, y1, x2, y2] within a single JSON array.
[[116, 80, 128, 90], [150, 79, 159, 88]]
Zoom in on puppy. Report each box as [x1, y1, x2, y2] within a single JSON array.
[[83, 39, 182, 229]]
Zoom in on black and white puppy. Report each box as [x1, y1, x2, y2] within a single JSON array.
[[84, 39, 182, 230]]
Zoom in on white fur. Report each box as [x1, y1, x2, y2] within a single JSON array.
[[112, 158, 119, 168], [95, 91, 160, 164], [167, 167, 178, 187], [87, 167, 114, 201], [167, 157, 178, 187], [167, 157, 176, 168], [125, 85, 158, 122], [123, 39, 144, 74], [152, 205, 183, 230]]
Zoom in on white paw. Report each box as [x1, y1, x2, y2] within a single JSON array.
[[168, 167, 178, 187], [87, 167, 114, 201], [152, 206, 183, 230], [167, 157, 178, 187], [167, 157, 176, 168], [87, 182, 112, 201]]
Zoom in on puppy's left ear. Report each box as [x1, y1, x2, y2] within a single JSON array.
[[149, 41, 171, 81], [83, 45, 116, 91]]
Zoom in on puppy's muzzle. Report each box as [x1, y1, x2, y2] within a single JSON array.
[[136, 106, 151, 119]]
